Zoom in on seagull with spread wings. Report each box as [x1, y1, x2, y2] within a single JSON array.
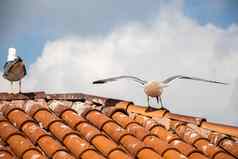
[[93, 75, 228, 112], [2, 48, 27, 93]]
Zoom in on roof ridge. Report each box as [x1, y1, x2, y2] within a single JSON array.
[[0, 92, 127, 105]]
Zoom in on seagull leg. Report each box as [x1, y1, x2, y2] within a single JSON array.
[[10, 82, 13, 94], [19, 80, 21, 94], [159, 96, 167, 111], [160, 96, 163, 108], [147, 96, 150, 107], [156, 96, 164, 109], [145, 96, 157, 112], [156, 96, 160, 105], [145, 96, 151, 112]]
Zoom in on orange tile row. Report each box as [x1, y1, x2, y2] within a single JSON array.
[[1, 97, 237, 159], [114, 102, 238, 158], [187, 123, 238, 158], [82, 108, 163, 159], [103, 107, 210, 159], [0, 114, 46, 159], [201, 121, 238, 138], [1, 103, 76, 159], [53, 105, 132, 159], [115, 102, 238, 138], [119, 111, 207, 159], [0, 140, 15, 159], [218, 138, 238, 157], [105, 107, 188, 159], [172, 121, 236, 159], [28, 103, 106, 159], [134, 111, 236, 159]]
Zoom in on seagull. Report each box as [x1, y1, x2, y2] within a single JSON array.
[[2, 48, 27, 93], [93, 75, 228, 112]]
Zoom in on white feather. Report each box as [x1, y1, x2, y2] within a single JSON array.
[[7, 48, 17, 61]]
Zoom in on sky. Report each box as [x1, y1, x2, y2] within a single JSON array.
[[0, 0, 238, 125]]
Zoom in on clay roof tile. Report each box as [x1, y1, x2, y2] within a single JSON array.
[[0, 92, 237, 159]]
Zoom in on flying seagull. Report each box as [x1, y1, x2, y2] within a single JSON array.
[[93, 75, 228, 112], [2, 48, 27, 93]]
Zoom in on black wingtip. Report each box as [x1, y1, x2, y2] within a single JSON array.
[[216, 81, 229, 85], [17, 56, 23, 62], [92, 80, 105, 84]]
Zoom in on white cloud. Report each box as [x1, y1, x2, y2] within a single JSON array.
[[1, 0, 238, 125], [0, 73, 9, 91]]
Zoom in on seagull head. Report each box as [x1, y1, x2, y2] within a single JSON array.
[[7, 48, 17, 62]]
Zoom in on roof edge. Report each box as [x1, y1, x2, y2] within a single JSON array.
[[0, 92, 46, 100], [115, 102, 238, 138], [0, 92, 129, 106]]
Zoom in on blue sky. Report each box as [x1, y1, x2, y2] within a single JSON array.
[[1, 0, 238, 124], [0, 0, 238, 67]]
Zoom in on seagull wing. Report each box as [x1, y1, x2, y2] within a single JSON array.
[[23, 64, 27, 76], [3, 61, 16, 76], [93, 75, 147, 85], [3, 57, 26, 77], [17, 56, 27, 76], [163, 75, 228, 85]]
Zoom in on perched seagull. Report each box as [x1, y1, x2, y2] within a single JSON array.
[[93, 75, 228, 112], [2, 48, 27, 93]]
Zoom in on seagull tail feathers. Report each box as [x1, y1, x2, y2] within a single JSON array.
[[2, 73, 7, 79]]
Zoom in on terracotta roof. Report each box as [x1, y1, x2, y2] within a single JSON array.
[[0, 92, 237, 159]]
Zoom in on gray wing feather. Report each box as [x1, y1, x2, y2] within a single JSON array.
[[3, 61, 15, 76], [163, 75, 228, 85], [3, 57, 26, 77], [93, 75, 147, 85]]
